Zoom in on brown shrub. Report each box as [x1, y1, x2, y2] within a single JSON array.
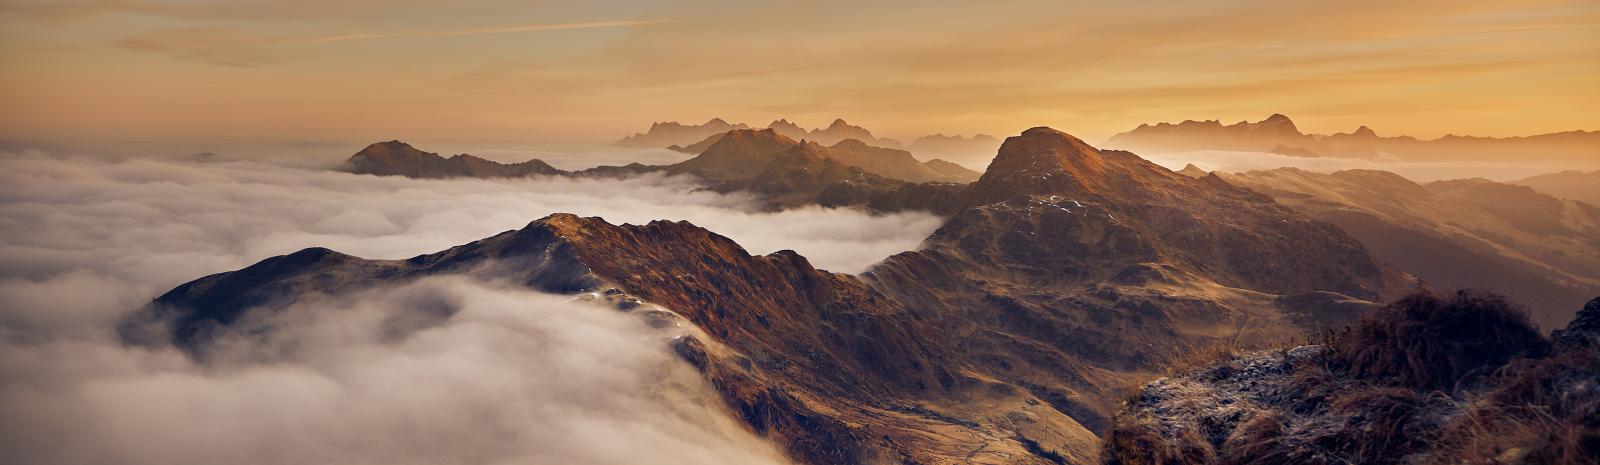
[[1332, 290, 1551, 392], [1429, 346, 1600, 465]]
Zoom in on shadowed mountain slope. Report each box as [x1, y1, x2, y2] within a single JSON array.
[[1513, 169, 1600, 205], [1218, 169, 1600, 324]]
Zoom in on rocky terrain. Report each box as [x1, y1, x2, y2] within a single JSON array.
[[142, 127, 1443, 464], [1103, 292, 1600, 465], [1106, 114, 1600, 162], [1216, 168, 1600, 324]]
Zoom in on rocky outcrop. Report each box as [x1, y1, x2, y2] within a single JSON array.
[[1103, 291, 1597, 465]]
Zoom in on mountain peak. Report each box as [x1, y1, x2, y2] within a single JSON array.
[[827, 118, 851, 129], [1352, 125, 1378, 137], [965, 127, 1109, 203]]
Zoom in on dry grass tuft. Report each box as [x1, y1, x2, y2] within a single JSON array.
[[1331, 290, 1550, 392]]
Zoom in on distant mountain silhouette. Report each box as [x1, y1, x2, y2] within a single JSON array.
[[344, 141, 563, 178], [1107, 114, 1600, 162], [627, 117, 903, 149], [1513, 169, 1600, 206], [344, 131, 979, 208], [616, 118, 750, 148], [909, 133, 1001, 157]]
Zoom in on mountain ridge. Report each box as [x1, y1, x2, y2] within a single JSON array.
[[1107, 114, 1599, 162]]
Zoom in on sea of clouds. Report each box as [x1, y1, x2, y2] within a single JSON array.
[[0, 149, 947, 465]]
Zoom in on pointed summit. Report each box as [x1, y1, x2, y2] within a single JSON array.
[[1352, 125, 1378, 138], [1177, 163, 1209, 178], [965, 127, 1111, 204]]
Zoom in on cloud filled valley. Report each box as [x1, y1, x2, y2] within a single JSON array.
[[0, 149, 948, 465]]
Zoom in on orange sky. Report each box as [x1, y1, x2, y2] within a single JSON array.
[[1, 0, 1597, 144]]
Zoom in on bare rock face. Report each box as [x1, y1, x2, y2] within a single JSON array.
[[344, 140, 564, 178]]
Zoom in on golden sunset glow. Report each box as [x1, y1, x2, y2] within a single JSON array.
[[2, 0, 1597, 143]]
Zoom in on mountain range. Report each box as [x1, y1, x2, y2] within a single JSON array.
[[621, 117, 905, 149], [136, 127, 1434, 464], [1106, 114, 1600, 162], [343, 129, 981, 208], [1512, 169, 1600, 206], [1202, 167, 1600, 324]]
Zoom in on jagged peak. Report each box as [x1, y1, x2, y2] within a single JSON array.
[[1176, 163, 1209, 178], [1352, 125, 1378, 137], [826, 118, 852, 129]]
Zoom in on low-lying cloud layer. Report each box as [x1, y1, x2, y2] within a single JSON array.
[[0, 149, 945, 465]]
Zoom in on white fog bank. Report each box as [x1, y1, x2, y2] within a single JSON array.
[[0, 148, 951, 465]]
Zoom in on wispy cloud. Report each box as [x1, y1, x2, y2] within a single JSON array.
[[310, 18, 688, 43]]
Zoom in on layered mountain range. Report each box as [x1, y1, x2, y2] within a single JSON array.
[[1206, 168, 1600, 324], [623, 117, 905, 149], [1107, 114, 1600, 162], [1513, 169, 1600, 206], [343, 129, 980, 207], [134, 127, 1435, 464], [908, 133, 1002, 159]]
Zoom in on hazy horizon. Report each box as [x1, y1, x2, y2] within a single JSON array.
[[4, 0, 1598, 143]]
